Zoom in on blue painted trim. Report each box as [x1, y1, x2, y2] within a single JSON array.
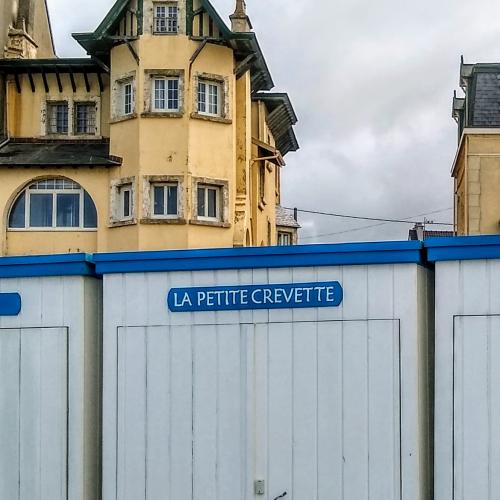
[[0, 293, 21, 315], [0, 253, 96, 278], [425, 235, 500, 262], [94, 241, 423, 274]]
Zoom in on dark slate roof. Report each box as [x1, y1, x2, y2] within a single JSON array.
[[408, 229, 454, 241], [0, 139, 122, 167], [276, 206, 301, 229], [0, 58, 105, 74], [253, 93, 299, 156], [454, 61, 500, 132]]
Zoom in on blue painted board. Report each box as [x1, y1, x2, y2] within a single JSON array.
[[167, 281, 343, 312]]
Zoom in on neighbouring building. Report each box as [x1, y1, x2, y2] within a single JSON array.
[[408, 222, 453, 241], [0, 0, 299, 255], [452, 57, 500, 235]]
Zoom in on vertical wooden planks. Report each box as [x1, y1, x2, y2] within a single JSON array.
[[0, 329, 20, 499], [317, 321, 342, 500], [368, 320, 400, 500], [169, 325, 193, 500], [342, 321, 369, 500], [267, 322, 293, 500], [216, 323, 244, 500], [145, 326, 170, 500], [116, 327, 146, 500], [192, 324, 217, 500], [292, 321, 318, 499]]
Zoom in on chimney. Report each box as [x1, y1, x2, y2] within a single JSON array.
[[230, 0, 252, 33], [414, 222, 425, 241]]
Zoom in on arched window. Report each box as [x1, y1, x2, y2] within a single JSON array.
[[8, 179, 97, 229]]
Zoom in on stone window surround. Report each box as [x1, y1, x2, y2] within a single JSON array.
[[41, 97, 101, 138], [110, 71, 137, 123], [190, 176, 231, 228], [140, 175, 187, 224], [191, 72, 232, 124], [142, 69, 185, 118], [144, 0, 186, 36], [109, 176, 137, 227]]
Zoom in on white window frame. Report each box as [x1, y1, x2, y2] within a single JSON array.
[[278, 231, 292, 246], [154, 2, 178, 34], [8, 179, 97, 232], [123, 81, 134, 116], [197, 80, 221, 117], [119, 184, 133, 221], [196, 184, 220, 221], [152, 77, 180, 112], [150, 182, 179, 218]]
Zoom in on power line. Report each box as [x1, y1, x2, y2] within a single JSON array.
[[296, 207, 453, 240], [281, 206, 454, 226]]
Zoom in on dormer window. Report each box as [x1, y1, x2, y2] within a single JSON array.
[[154, 2, 178, 34]]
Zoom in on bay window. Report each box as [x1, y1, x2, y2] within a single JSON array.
[[152, 183, 178, 217], [197, 184, 219, 220], [198, 80, 221, 116]]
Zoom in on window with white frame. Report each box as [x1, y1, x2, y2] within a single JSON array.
[[197, 184, 220, 220], [154, 2, 178, 33], [119, 184, 133, 220], [47, 102, 69, 134], [74, 102, 96, 134], [152, 182, 178, 217], [123, 81, 134, 116], [152, 77, 179, 112], [278, 231, 292, 246], [197, 80, 221, 116], [8, 179, 97, 230]]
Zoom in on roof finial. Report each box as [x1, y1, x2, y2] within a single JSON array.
[[230, 0, 252, 32]]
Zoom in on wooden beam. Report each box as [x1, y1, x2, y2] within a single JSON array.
[[97, 72, 104, 92], [234, 53, 256, 78], [69, 69, 76, 92], [55, 69, 63, 93], [27, 71, 35, 92], [83, 72, 91, 92], [14, 73, 21, 94], [126, 40, 140, 65], [41, 71, 49, 93]]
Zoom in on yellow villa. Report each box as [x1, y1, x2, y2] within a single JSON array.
[[0, 0, 299, 255]]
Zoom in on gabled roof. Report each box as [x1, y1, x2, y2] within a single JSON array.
[[253, 93, 299, 155]]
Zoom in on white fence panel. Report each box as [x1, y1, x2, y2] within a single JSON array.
[[454, 315, 500, 500], [0, 328, 68, 500]]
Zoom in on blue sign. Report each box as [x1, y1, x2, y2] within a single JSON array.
[[167, 281, 343, 313], [0, 293, 21, 316]]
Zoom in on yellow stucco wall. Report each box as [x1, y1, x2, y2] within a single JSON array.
[[454, 134, 500, 235]]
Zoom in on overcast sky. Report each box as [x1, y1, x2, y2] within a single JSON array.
[[46, 0, 500, 243]]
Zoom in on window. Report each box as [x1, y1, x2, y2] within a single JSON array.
[[123, 82, 134, 115], [278, 231, 292, 246], [74, 103, 96, 134], [152, 183, 178, 217], [197, 184, 219, 220], [198, 80, 221, 116], [154, 3, 178, 33], [119, 184, 133, 220], [153, 77, 179, 112], [47, 102, 69, 134], [8, 179, 97, 230]]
